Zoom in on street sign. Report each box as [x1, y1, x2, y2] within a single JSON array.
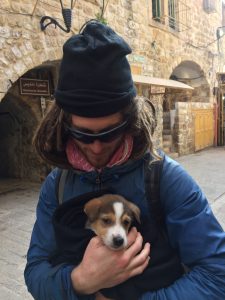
[[19, 78, 50, 96]]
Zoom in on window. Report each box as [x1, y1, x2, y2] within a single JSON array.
[[203, 0, 217, 14], [168, 0, 178, 29], [152, 0, 164, 22], [222, 4, 225, 26], [151, 0, 190, 32]]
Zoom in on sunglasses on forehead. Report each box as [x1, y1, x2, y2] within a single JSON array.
[[65, 120, 128, 144]]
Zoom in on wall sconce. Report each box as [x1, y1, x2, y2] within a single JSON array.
[[40, 0, 74, 33]]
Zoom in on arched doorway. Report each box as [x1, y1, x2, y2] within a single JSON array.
[[170, 60, 210, 103], [162, 60, 212, 155], [0, 63, 59, 181], [0, 94, 38, 179]]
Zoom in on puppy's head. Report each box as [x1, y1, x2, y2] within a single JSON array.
[[84, 194, 140, 250]]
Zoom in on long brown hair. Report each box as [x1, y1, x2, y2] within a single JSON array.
[[33, 96, 159, 168]]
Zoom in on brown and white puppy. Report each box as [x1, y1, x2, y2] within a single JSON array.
[[84, 194, 140, 250]]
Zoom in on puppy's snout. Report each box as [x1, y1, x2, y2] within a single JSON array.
[[113, 235, 124, 248]]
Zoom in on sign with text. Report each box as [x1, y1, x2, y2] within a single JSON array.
[[20, 78, 50, 96]]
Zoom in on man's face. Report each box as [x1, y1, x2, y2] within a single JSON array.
[[71, 112, 124, 168]]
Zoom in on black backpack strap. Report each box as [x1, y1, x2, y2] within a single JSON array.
[[55, 168, 69, 205], [144, 154, 165, 226]]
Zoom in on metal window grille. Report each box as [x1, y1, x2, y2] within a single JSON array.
[[168, 0, 177, 29], [168, 0, 191, 31], [152, 0, 164, 23], [203, 0, 217, 14], [152, 0, 190, 32]]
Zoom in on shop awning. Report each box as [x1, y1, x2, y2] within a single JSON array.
[[133, 75, 194, 90]]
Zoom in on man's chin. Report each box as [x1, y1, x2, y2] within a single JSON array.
[[88, 156, 111, 169], [89, 160, 107, 169]]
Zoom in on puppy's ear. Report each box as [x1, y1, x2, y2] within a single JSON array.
[[84, 198, 103, 222], [127, 202, 141, 224]]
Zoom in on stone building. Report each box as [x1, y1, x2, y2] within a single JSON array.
[[0, 0, 224, 180]]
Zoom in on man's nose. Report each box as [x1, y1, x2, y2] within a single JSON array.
[[89, 139, 104, 154]]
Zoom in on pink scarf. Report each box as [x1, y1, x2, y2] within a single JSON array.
[[66, 135, 133, 172]]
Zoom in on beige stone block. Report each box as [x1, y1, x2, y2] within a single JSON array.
[[4, 50, 16, 63], [0, 0, 10, 10], [11, 29, 23, 39], [20, 4, 34, 14], [0, 37, 6, 49], [19, 44, 28, 56], [24, 41, 34, 52], [0, 79, 9, 94], [0, 56, 9, 67], [13, 60, 27, 76], [11, 45, 22, 58], [7, 15, 20, 28], [4, 67, 13, 79], [32, 39, 44, 50], [10, 1, 21, 12], [177, 108, 188, 115], [0, 26, 10, 38], [0, 15, 7, 26], [23, 55, 34, 69]]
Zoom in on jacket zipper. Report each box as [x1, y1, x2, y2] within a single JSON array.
[[95, 172, 102, 190]]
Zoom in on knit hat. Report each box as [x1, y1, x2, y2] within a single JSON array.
[[55, 21, 136, 117]]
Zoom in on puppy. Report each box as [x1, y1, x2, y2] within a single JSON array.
[[84, 194, 140, 250]]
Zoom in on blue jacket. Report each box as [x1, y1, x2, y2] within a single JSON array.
[[24, 154, 225, 299]]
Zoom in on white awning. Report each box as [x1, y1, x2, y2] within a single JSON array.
[[133, 74, 194, 90]]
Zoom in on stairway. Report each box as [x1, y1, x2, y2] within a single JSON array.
[[163, 112, 179, 159]]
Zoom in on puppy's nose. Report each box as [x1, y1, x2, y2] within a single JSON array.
[[113, 235, 124, 248]]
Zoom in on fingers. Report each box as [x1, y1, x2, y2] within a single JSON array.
[[127, 227, 138, 247], [128, 254, 150, 278], [127, 242, 150, 270], [125, 231, 143, 258]]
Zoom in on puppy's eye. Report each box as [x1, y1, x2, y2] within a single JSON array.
[[101, 218, 112, 225], [123, 219, 131, 227]]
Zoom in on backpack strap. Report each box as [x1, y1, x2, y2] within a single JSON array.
[[144, 154, 165, 227], [55, 168, 69, 205]]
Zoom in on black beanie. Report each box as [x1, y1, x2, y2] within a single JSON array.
[[55, 21, 136, 117]]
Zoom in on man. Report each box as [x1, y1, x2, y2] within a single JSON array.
[[24, 21, 225, 300]]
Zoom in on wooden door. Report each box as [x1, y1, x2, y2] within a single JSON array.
[[192, 109, 214, 151]]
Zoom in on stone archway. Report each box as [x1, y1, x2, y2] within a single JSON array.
[[0, 93, 38, 179], [0, 61, 59, 181], [162, 60, 212, 155], [169, 60, 210, 103]]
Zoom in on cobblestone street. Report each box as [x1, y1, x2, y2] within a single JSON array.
[[0, 180, 40, 300], [0, 147, 225, 299]]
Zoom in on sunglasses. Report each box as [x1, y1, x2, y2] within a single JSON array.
[[65, 120, 128, 144]]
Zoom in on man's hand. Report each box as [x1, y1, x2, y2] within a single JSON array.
[[71, 227, 150, 295]]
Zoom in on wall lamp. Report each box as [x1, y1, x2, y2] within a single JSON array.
[[40, 0, 74, 33]]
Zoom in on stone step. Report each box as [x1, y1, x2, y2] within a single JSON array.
[[163, 111, 170, 117], [163, 140, 172, 149], [163, 146, 171, 153], [163, 113, 171, 121], [163, 117, 170, 122], [163, 129, 171, 135], [163, 123, 171, 130], [163, 134, 172, 142]]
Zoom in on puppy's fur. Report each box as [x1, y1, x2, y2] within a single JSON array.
[[84, 194, 140, 250]]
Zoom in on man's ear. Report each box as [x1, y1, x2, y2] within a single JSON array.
[[84, 198, 103, 222]]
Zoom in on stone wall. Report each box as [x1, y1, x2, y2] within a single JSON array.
[[174, 102, 214, 155]]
